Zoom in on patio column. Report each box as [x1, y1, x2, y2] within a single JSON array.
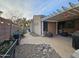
[[56, 22, 58, 35], [41, 21, 44, 36]]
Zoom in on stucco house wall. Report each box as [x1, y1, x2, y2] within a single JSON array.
[[32, 15, 45, 35], [48, 22, 56, 35]]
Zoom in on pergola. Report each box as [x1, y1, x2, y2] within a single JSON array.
[[42, 3, 79, 22]]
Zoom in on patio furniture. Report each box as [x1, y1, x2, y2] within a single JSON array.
[[60, 32, 69, 37], [72, 31, 79, 49], [46, 32, 53, 37], [43, 31, 53, 37], [43, 31, 47, 37]]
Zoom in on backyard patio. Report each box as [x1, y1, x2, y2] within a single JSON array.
[[15, 33, 75, 58]]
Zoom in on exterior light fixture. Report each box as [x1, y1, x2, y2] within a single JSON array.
[[1, 21, 4, 24]]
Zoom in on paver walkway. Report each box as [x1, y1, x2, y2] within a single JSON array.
[[20, 33, 53, 45], [15, 32, 75, 58], [15, 33, 61, 58]]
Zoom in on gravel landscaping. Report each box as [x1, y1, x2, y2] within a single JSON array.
[[15, 44, 61, 58]]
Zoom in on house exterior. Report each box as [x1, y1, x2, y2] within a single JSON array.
[[30, 3, 79, 36], [42, 4, 79, 36]]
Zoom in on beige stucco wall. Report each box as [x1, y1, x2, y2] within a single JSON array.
[[33, 15, 45, 35], [48, 22, 56, 35]]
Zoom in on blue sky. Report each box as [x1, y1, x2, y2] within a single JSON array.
[[0, 0, 78, 19]]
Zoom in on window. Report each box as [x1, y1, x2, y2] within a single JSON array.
[[43, 21, 48, 31], [64, 20, 75, 28]]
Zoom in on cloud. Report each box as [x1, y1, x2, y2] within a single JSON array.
[[0, 0, 78, 19]]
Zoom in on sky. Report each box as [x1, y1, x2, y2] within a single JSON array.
[[0, 0, 78, 20]]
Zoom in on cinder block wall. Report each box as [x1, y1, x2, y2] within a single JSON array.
[[33, 15, 45, 35], [0, 18, 10, 40], [0, 17, 19, 40]]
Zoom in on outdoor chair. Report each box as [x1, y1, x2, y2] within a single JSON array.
[[46, 32, 53, 37]]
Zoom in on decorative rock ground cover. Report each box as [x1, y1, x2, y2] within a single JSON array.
[[15, 44, 61, 58], [0, 40, 14, 57]]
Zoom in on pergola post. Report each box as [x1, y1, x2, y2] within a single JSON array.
[[41, 21, 44, 36], [56, 22, 58, 35]]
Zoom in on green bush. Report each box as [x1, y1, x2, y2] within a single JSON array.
[[0, 40, 14, 54]]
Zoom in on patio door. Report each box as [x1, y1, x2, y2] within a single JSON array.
[[58, 20, 75, 34], [58, 21, 65, 34], [43, 21, 48, 32]]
